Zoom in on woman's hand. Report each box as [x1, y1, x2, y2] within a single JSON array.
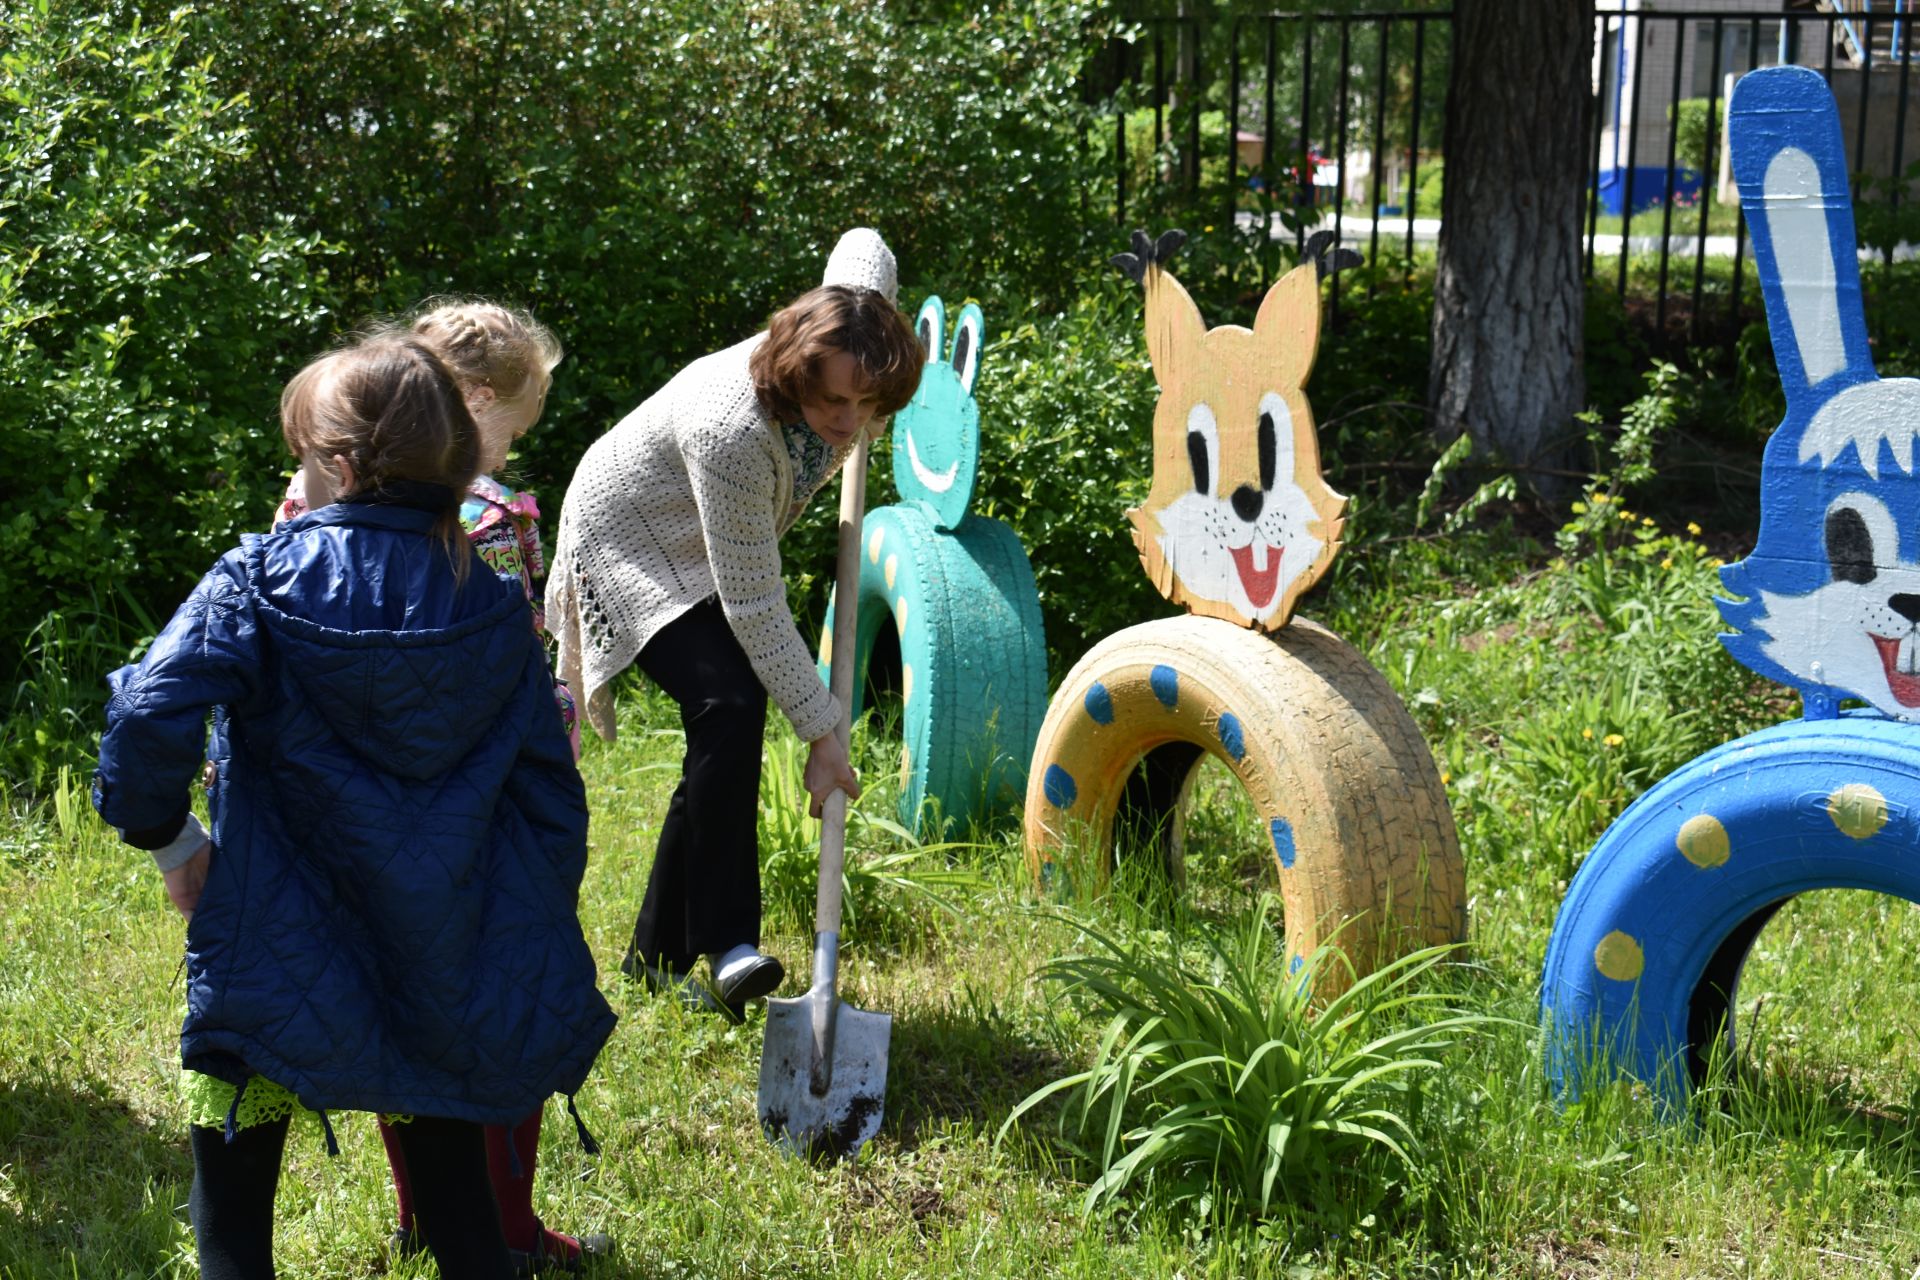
[[803, 733, 861, 819], [164, 843, 212, 922]]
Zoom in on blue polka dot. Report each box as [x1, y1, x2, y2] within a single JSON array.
[[1288, 953, 1304, 976], [1084, 682, 1115, 725], [1270, 817, 1296, 869], [1043, 764, 1078, 809], [1150, 665, 1179, 708], [1216, 712, 1245, 762]]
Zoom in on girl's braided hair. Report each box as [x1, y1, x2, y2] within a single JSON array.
[[280, 334, 482, 582], [408, 298, 563, 406]]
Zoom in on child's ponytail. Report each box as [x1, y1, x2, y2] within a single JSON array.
[[281, 336, 483, 583]]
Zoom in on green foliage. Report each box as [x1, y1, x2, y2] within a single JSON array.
[[0, 1, 333, 665], [175, 0, 1117, 485], [1668, 97, 1724, 178], [1412, 158, 1443, 217], [966, 276, 1172, 668], [755, 726, 982, 944], [1003, 899, 1493, 1224]]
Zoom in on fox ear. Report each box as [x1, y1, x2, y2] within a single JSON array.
[[1252, 264, 1321, 389], [1143, 266, 1206, 390]]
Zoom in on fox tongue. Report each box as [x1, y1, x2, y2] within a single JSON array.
[[1229, 542, 1284, 610], [1869, 633, 1920, 707]]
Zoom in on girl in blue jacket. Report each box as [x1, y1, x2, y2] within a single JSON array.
[[93, 333, 616, 1280]]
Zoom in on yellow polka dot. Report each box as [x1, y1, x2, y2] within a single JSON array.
[[1676, 814, 1730, 868], [884, 555, 898, 591], [1594, 931, 1644, 982], [895, 597, 909, 632], [819, 629, 832, 667], [901, 664, 913, 703], [1828, 783, 1888, 840], [868, 528, 884, 564]]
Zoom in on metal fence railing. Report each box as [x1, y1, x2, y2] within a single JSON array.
[[1092, 4, 1920, 350]]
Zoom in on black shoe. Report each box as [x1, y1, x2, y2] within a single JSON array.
[[511, 1222, 614, 1276], [386, 1226, 424, 1261], [709, 952, 784, 1005]]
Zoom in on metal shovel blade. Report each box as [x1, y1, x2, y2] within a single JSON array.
[[758, 990, 892, 1161]]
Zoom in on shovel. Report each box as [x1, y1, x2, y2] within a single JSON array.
[[757, 430, 893, 1161]]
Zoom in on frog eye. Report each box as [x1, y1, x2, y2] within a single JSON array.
[[951, 304, 984, 396], [915, 296, 946, 359]]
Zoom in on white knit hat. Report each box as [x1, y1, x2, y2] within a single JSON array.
[[821, 228, 898, 305]]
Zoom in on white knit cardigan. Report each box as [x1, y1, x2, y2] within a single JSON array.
[[547, 333, 855, 744]]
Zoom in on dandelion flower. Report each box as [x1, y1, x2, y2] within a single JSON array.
[[1641, 517, 1655, 527], [1582, 727, 1595, 740], [1710, 557, 1725, 568], [1687, 521, 1702, 536], [1660, 557, 1674, 570], [1604, 733, 1624, 747], [1441, 772, 1452, 786], [1618, 509, 1636, 522], [1592, 493, 1610, 504]]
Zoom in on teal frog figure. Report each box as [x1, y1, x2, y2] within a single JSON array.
[[818, 296, 1046, 838]]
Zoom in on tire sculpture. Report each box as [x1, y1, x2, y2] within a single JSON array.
[[1027, 615, 1464, 967], [819, 297, 1047, 837], [1541, 716, 1920, 1104], [1542, 68, 1920, 1106], [1025, 230, 1465, 975]]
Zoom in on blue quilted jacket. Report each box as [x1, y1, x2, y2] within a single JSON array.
[[93, 492, 617, 1124]]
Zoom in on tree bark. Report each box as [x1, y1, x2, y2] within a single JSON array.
[[1428, 0, 1591, 499]]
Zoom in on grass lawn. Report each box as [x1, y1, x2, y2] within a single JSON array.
[[6, 513, 1920, 1277]]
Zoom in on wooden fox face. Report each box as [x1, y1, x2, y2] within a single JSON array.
[[1126, 261, 1347, 630]]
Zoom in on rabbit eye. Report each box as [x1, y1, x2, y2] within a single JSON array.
[[1827, 505, 1877, 585]]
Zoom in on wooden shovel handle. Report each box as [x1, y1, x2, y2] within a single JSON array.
[[815, 431, 870, 939]]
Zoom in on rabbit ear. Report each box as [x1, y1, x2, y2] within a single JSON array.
[[1730, 66, 1876, 405], [950, 303, 984, 395], [915, 296, 946, 360]]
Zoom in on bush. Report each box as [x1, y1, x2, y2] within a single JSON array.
[[1002, 898, 1493, 1224], [0, 2, 333, 660], [2, 0, 1117, 789]]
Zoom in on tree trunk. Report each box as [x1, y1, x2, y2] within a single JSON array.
[[1428, 0, 1591, 499]]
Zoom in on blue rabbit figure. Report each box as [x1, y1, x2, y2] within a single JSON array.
[[1538, 65, 1920, 1115], [1720, 65, 1920, 719]]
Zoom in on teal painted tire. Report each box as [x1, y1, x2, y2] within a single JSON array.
[[820, 503, 1047, 837]]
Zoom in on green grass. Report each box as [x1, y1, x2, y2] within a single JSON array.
[[9, 511, 1920, 1276]]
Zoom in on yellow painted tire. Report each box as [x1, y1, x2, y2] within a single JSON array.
[[1024, 615, 1464, 971]]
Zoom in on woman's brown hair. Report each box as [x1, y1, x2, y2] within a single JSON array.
[[750, 285, 925, 424], [280, 334, 482, 581]]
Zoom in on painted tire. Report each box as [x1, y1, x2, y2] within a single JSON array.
[[820, 503, 1048, 837], [1541, 714, 1920, 1108], [1024, 615, 1465, 971]]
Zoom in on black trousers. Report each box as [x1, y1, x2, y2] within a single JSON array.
[[189, 1113, 510, 1280], [627, 596, 768, 974]]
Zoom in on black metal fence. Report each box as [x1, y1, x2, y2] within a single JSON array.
[[1093, 5, 1920, 349]]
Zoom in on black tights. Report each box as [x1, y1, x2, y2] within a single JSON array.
[[189, 1114, 511, 1280]]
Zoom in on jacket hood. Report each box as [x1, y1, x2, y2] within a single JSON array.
[[243, 508, 533, 780]]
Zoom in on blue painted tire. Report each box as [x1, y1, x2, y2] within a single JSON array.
[[1540, 714, 1920, 1107], [819, 503, 1047, 837], [1024, 614, 1464, 973]]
